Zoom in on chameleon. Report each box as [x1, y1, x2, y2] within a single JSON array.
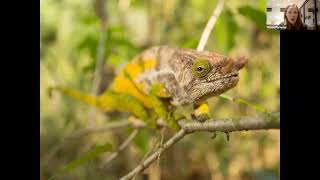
[[50, 46, 247, 130]]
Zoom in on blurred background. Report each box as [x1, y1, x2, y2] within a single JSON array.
[[40, 0, 280, 179]]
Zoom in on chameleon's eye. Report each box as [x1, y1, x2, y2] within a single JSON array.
[[197, 67, 204, 72], [192, 59, 212, 78]]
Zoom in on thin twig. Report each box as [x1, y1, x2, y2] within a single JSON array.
[[69, 120, 130, 138], [197, 0, 224, 51], [156, 128, 165, 180], [132, 136, 162, 180], [102, 129, 140, 167], [88, 0, 108, 126], [87, 29, 107, 126], [120, 129, 187, 180], [120, 113, 279, 180], [92, 0, 108, 95]]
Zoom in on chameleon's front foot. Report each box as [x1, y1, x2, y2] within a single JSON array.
[[193, 113, 211, 122], [193, 102, 211, 122]]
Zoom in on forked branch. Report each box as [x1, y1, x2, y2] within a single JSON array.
[[120, 113, 280, 180]]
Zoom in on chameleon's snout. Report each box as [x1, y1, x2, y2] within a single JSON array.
[[234, 56, 248, 71], [218, 56, 248, 74]]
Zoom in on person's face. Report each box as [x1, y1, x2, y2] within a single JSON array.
[[286, 6, 299, 24]]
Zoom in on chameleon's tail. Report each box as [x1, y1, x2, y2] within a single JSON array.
[[48, 86, 156, 128], [48, 86, 98, 107]]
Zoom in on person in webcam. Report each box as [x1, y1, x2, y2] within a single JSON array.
[[279, 4, 308, 30]]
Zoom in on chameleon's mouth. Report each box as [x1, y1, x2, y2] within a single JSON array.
[[194, 73, 239, 104], [203, 72, 239, 83], [214, 73, 239, 81]]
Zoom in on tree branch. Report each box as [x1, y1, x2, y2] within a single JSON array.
[[179, 112, 279, 133], [197, 0, 224, 51], [120, 112, 280, 180]]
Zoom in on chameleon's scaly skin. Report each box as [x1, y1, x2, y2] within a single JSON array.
[[51, 46, 247, 130]]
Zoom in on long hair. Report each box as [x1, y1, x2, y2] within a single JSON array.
[[284, 4, 305, 30]]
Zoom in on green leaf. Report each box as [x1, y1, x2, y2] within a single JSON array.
[[213, 8, 239, 54], [79, 15, 98, 26], [238, 5, 266, 30], [181, 38, 198, 49], [49, 143, 113, 180], [258, 0, 267, 12], [134, 130, 150, 156], [107, 54, 127, 67], [107, 26, 125, 34], [76, 33, 99, 59], [219, 94, 268, 113], [81, 60, 96, 74]]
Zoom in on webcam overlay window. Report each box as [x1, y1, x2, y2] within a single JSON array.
[[267, 0, 320, 30]]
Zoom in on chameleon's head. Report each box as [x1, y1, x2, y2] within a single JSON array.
[[176, 49, 247, 105]]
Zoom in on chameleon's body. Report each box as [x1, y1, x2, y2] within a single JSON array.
[[52, 46, 247, 130]]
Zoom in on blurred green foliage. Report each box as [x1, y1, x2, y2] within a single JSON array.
[[49, 143, 113, 180], [238, 5, 266, 30], [40, 0, 280, 179], [213, 8, 239, 54]]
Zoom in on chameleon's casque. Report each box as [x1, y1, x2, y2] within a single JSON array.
[[51, 46, 247, 130]]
